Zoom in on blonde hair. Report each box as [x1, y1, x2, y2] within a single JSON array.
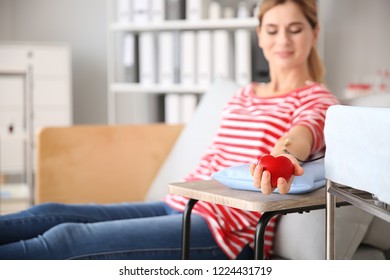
[[258, 0, 325, 83]]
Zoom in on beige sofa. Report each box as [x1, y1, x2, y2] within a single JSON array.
[[35, 79, 390, 259]]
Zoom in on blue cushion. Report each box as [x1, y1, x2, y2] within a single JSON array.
[[211, 159, 325, 194]]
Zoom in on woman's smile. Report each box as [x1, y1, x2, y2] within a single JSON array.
[[275, 50, 294, 58]]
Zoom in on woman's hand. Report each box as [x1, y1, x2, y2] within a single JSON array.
[[249, 154, 304, 195]]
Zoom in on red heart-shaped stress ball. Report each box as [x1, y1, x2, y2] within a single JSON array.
[[258, 155, 295, 187]]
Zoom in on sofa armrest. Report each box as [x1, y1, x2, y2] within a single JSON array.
[[35, 124, 183, 204]]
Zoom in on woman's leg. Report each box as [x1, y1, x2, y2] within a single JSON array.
[[0, 211, 231, 260], [0, 201, 171, 245]]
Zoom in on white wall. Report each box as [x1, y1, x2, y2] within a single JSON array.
[[0, 0, 108, 124], [0, 0, 13, 39], [319, 0, 390, 97], [2, 0, 389, 123]]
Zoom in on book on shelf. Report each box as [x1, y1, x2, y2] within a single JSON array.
[[117, 0, 136, 84], [180, 30, 197, 124], [150, 0, 165, 22], [164, 94, 181, 125], [196, 30, 212, 85], [132, 1, 150, 23], [132, 2, 151, 76], [139, 32, 157, 85], [116, 3, 138, 121], [116, 0, 132, 23], [180, 0, 212, 124], [210, 2, 234, 81], [158, 32, 176, 85], [166, 0, 184, 84], [186, 0, 211, 20], [181, 94, 198, 124], [160, 31, 180, 123], [133, 0, 159, 123], [180, 31, 196, 85], [163, 0, 185, 124], [235, 2, 252, 86], [166, 0, 185, 20], [186, 1, 212, 83], [121, 34, 137, 83]]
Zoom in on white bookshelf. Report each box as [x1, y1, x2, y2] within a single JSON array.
[[110, 83, 209, 94], [110, 17, 257, 32], [107, 0, 258, 124]]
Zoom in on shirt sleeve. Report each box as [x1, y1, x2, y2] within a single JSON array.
[[292, 85, 340, 154]]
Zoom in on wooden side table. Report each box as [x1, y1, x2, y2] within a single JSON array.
[[168, 179, 329, 260]]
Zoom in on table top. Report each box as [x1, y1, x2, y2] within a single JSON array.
[[168, 179, 326, 212]]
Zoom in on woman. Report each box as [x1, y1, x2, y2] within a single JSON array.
[[0, 0, 338, 260]]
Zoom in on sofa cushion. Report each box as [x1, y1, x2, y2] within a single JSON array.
[[351, 244, 386, 260], [361, 217, 390, 251], [146, 79, 240, 201], [273, 205, 373, 259]]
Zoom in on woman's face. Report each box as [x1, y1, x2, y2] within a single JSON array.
[[257, 1, 318, 71]]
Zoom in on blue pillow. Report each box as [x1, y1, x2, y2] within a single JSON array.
[[211, 159, 325, 194]]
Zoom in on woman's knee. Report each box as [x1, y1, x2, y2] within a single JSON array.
[[29, 202, 70, 215], [46, 222, 84, 237]]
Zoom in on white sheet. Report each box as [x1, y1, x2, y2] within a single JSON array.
[[324, 105, 390, 204]]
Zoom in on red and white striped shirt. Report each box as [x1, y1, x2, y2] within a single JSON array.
[[164, 82, 339, 259]]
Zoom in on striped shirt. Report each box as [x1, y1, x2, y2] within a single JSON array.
[[164, 82, 339, 259]]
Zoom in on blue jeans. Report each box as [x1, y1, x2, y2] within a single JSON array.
[[0, 201, 253, 260]]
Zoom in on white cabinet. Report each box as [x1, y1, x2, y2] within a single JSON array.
[[0, 43, 72, 213], [107, 0, 260, 124], [0, 43, 72, 135]]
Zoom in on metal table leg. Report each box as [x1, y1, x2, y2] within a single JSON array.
[[254, 211, 280, 260], [181, 199, 198, 260], [326, 180, 336, 260], [255, 203, 331, 260], [182, 202, 282, 260], [182, 198, 329, 260]]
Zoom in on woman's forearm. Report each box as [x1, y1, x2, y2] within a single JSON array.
[[270, 125, 313, 162]]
